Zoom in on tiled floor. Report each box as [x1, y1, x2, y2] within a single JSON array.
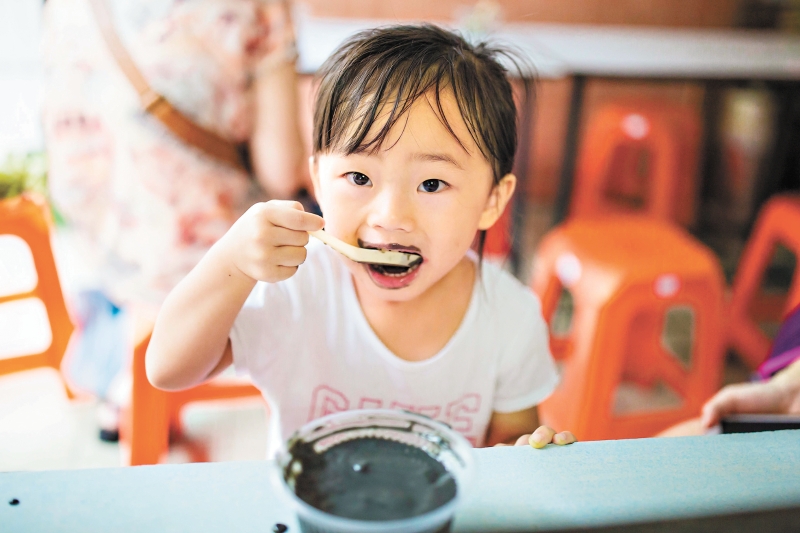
[[0, 369, 120, 472]]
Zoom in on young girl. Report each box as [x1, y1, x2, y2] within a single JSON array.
[[146, 24, 575, 457]]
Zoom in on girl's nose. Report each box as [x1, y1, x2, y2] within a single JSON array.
[[366, 189, 415, 233]]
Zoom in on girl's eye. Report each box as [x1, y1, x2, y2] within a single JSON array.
[[418, 179, 448, 193], [345, 172, 372, 187]]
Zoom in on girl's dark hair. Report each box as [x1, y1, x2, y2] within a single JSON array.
[[312, 24, 531, 255]]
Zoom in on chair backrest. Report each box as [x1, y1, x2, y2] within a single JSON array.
[[571, 102, 700, 226], [0, 194, 74, 378], [728, 194, 800, 369]]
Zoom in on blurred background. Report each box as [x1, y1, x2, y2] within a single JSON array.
[[1, 0, 799, 471]]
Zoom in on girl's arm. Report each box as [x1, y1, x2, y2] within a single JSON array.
[[486, 406, 576, 448], [146, 200, 324, 391]]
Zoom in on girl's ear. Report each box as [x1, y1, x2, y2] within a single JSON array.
[[477, 173, 516, 230], [309, 155, 320, 198]]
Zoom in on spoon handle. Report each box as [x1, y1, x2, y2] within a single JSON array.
[[309, 230, 420, 267]]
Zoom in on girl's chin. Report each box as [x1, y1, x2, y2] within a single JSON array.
[[361, 261, 423, 291]]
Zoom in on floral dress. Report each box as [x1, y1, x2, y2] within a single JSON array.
[[42, 0, 296, 309]]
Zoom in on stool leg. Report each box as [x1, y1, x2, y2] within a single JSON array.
[[786, 273, 800, 316], [730, 220, 778, 368], [61, 378, 76, 400], [124, 334, 169, 466]]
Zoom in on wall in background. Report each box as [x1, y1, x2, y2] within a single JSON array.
[[0, 0, 44, 157], [297, 0, 739, 27]]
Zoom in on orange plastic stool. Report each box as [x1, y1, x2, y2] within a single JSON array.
[[120, 327, 263, 465], [531, 215, 726, 441], [0, 194, 74, 396], [729, 194, 800, 369], [570, 102, 701, 227]]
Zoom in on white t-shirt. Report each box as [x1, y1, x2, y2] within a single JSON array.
[[231, 240, 558, 458]]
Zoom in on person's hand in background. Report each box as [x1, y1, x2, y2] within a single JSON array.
[[700, 358, 800, 430]]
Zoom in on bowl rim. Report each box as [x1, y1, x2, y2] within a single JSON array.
[[271, 408, 475, 532]]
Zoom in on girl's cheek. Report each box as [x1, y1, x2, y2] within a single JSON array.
[[428, 198, 481, 238], [319, 182, 350, 210], [324, 191, 367, 234], [329, 179, 367, 203]]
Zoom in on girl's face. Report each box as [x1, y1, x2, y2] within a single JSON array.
[[310, 91, 515, 302]]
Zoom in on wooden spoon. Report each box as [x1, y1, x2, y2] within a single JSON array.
[[309, 230, 421, 268]]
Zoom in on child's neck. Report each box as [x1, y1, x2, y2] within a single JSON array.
[[353, 256, 476, 362]]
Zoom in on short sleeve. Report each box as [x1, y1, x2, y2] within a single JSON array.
[[230, 281, 295, 379], [492, 294, 559, 413]]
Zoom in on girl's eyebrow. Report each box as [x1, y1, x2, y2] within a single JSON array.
[[411, 151, 463, 170]]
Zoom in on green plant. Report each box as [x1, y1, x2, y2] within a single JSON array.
[[0, 152, 47, 199]]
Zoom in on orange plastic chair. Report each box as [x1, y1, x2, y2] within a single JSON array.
[[531, 215, 726, 441], [0, 194, 74, 396], [570, 102, 701, 227], [120, 327, 263, 465], [728, 194, 800, 369]]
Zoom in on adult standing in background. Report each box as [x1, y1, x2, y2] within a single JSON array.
[[41, 0, 306, 434]]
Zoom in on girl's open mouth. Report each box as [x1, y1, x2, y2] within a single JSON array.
[[364, 260, 422, 289], [360, 242, 424, 290]]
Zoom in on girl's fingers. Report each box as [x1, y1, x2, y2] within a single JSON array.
[[266, 201, 325, 231], [529, 425, 556, 449], [553, 431, 576, 445], [267, 265, 298, 281], [268, 226, 311, 247], [271, 244, 308, 267], [514, 434, 531, 446], [268, 199, 305, 212]]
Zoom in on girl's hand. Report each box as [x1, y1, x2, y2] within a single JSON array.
[[516, 425, 576, 449], [223, 200, 325, 283]]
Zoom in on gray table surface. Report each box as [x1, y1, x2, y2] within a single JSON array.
[[294, 16, 565, 78], [2, 430, 800, 532], [295, 16, 800, 80], [499, 23, 800, 80]]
